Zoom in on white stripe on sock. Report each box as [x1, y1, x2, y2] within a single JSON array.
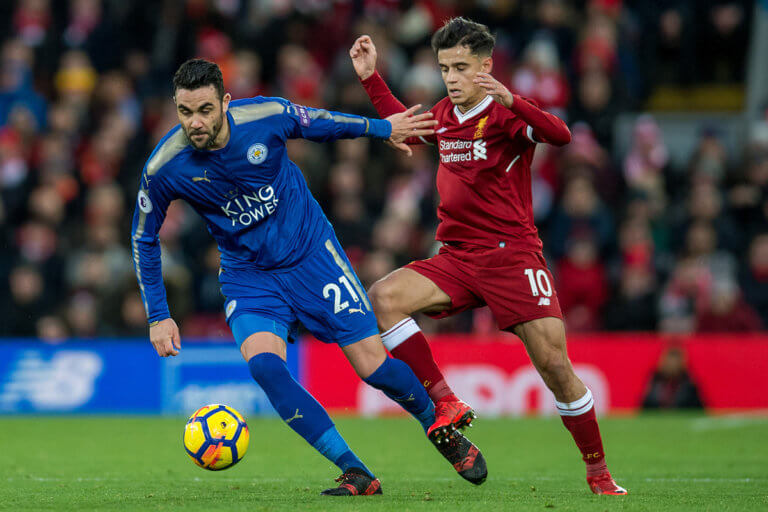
[[556, 389, 594, 417], [381, 317, 421, 351]]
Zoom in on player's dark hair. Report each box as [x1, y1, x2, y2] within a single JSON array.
[[431, 17, 495, 57], [173, 58, 225, 99]]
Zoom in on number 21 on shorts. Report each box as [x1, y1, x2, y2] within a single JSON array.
[[323, 276, 361, 314]]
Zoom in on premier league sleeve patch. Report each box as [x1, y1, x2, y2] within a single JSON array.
[[292, 104, 311, 127], [247, 143, 268, 165], [137, 189, 153, 213]]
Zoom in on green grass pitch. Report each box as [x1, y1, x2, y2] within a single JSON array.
[[1, 414, 767, 511]]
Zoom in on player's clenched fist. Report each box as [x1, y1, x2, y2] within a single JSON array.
[[349, 35, 377, 81], [149, 317, 181, 357]]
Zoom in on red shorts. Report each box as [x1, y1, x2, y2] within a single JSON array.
[[405, 243, 563, 330]]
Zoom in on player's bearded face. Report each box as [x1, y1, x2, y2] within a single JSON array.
[[175, 86, 229, 150], [186, 110, 223, 149], [438, 46, 491, 109]]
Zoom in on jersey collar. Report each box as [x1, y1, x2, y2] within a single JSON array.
[[453, 95, 493, 124]]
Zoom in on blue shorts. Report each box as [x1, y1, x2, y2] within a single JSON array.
[[220, 236, 378, 347]]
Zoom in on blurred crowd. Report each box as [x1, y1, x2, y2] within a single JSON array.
[[1, 0, 766, 341]]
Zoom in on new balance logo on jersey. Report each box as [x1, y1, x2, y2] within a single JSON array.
[[220, 184, 279, 227], [473, 139, 487, 161], [538, 297, 551, 306]]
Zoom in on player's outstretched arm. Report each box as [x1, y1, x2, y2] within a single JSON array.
[[149, 318, 182, 357], [473, 72, 571, 147], [284, 100, 433, 149]]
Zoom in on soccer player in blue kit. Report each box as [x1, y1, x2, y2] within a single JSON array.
[[131, 59, 487, 495]]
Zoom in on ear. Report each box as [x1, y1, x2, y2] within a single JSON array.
[[222, 92, 232, 112], [482, 57, 493, 73]]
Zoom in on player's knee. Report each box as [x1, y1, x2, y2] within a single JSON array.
[[247, 352, 285, 385], [525, 318, 566, 346], [368, 279, 401, 315]]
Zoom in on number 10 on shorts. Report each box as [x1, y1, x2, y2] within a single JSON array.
[[524, 268, 552, 297], [323, 276, 360, 314]]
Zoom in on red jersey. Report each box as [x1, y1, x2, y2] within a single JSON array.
[[424, 95, 541, 250], [361, 71, 570, 252]]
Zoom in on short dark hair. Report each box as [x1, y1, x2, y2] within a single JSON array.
[[173, 59, 225, 99], [431, 17, 495, 57]]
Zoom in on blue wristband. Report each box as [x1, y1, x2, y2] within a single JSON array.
[[366, 118, 392, 139]]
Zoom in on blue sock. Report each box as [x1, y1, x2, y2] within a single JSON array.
[[364, 357, 435, 432], [248, 353, 374, 478], [314, 427, 371, 477]]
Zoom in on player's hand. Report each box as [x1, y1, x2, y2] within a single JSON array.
[[386, 104, 437, 157], [349, 35, 377, 80], [149, 318, 181, 357], [473, 72, 514, 108]]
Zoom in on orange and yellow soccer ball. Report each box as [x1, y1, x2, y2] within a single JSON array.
[[183, 404, 250, 470]]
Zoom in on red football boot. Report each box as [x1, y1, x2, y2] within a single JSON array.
[[427, 395, 475, 443], [587, 471, 627, 495]]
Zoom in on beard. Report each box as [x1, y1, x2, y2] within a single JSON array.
[[187, 113, 224, 149]]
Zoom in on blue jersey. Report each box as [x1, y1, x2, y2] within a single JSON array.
[[131, 97, 391, 323]]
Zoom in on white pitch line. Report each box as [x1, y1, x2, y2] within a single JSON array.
[[690, 416, 768, 432], [644, 477, 763, 483]]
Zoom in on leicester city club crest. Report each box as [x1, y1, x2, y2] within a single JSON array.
[[225, 300, 237, 319], [247, 143, 268, 165]]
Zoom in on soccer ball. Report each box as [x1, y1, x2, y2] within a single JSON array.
[[183, 404, 250, 470]]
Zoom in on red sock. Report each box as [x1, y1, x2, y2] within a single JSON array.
[[381, 318, 452, 402], [557, 390, 606, 469]]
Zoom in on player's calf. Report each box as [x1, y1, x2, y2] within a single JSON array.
[[385, 324, 456, 403], [247, 352, 376, 483], [362, 356, 436, 432], [513, 317, 626, 493]]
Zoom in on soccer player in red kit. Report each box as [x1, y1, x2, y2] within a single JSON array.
[[350, 18, 626, 495]]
